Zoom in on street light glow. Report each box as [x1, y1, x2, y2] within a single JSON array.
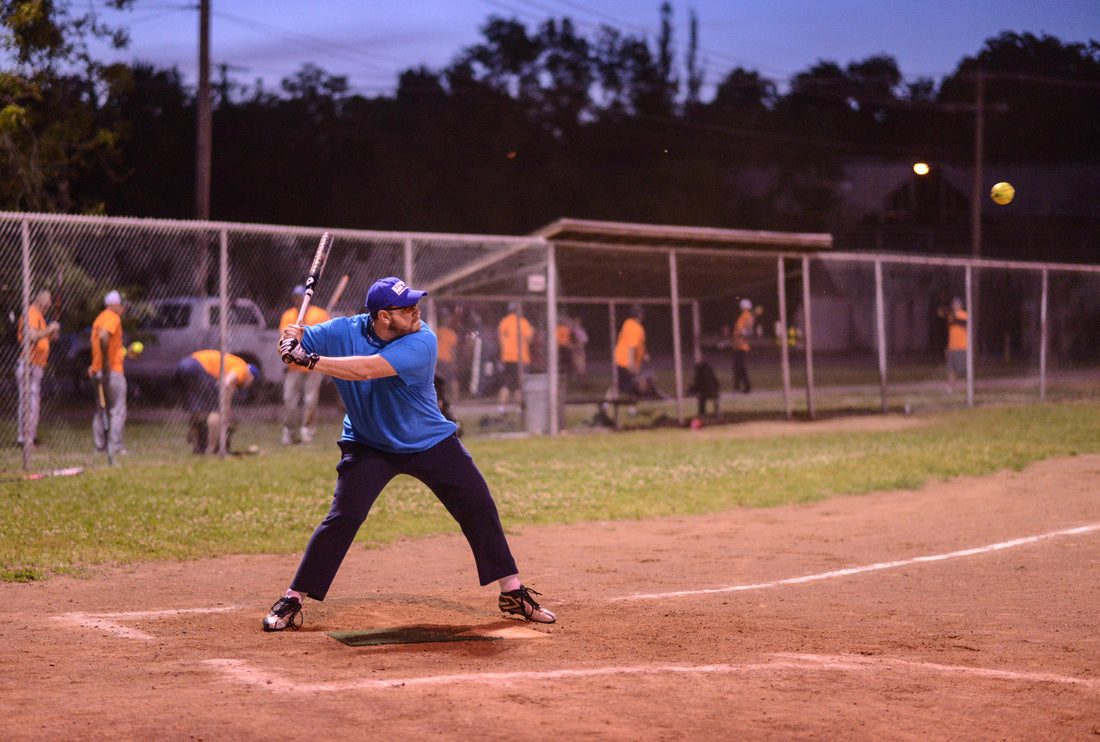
[[913, 162, 930, 175]]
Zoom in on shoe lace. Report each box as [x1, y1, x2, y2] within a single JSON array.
[[506, 586, 543, 615], [271, 597, 303, 628]]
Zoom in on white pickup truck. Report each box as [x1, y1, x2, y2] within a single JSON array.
[[125, 296, 284, 396]]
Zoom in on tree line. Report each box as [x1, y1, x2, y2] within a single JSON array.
[[2, 1, 1098, 237]]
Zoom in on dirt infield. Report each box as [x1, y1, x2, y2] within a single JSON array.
[[3, 449, 1098, 741]]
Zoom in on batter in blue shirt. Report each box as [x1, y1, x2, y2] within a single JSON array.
[[263, 276, 556, 631]]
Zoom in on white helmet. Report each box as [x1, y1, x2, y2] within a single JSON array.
[[739, 298, 753, 311]]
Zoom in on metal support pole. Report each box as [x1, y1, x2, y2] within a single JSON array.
[[547, 242, 559, 435], [965, 263, 974, 408], [515, 301, 525, 418], [1039, 267, 1048, 402], [874, 260, 888, 412], [669, 251, 684, 424], [20, 219, 32, 471], [609, 304, 618, 393], [778, 256, 792, 419], [691, 299, 701, 363], [404, 237, 414, 285], [217, 229, 229, 456], [801, 255, 815, 420]]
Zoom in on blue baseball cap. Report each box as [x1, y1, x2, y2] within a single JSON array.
[[365, 277, 427, 313], [246, 363, 261, 384]]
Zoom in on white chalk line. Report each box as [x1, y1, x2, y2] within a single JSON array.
[[613, 523, 1100, 601], [780, 654, 1100, 689], [52, 605, 245, 641], [203, 653, 1100, 694]]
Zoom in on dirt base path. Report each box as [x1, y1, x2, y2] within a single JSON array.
[[3, 450, 1098, 741]]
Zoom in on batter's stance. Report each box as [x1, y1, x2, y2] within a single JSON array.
[[264, 276, 555, 631]]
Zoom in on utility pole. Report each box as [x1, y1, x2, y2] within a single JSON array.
[[941, 71, 1003, 367], [194, 0, 212, 293], [196, 0, 211, 221], [970, 72, 984, 258], [942, 71, 1005, 257]]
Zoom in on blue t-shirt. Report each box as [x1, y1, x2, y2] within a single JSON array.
[[301, 315, 457, 453]]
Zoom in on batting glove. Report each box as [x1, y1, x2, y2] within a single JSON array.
[[279, 338, 319, 369]]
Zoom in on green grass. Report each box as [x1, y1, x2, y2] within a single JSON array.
[[2, 402, 1099, 582]]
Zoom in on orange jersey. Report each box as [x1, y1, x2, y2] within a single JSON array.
[[436, 325, 458, 363], [280, 305, 330, 372], [498, 314, 533, 364], [732, 310, 754, 352], [18, 305, 51, 368], [89, 309, 125, 374], [280, 304, 330, 331], [614, 317, 646, 370], [947, 309, 968, 351], [556, 323, 572, 348], [190, 350, 253, 387]]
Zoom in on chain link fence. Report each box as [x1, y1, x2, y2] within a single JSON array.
[[4, 212, 1099, 476], [1, 213, 545, 475]]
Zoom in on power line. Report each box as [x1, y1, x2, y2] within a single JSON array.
[[211, 11, 404, 76]]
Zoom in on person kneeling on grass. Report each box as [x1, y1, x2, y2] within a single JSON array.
[[263, 276, 555, 632], [174, 350, 259, 454]]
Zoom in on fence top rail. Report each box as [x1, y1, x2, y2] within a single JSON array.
[[542, 240, 1100, 276], [4, 211, 1092, 274], [536, 217, 833, 250], [817, 250, 1100, 274], [0, 212, 546, 248]]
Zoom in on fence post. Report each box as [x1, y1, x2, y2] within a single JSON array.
[[1039, 267, 1048, 403], [609, 303, 618, 393], [547, 241, 559, 435], [875, 259, 888, 412], [217, 228, 229, 456], [965, 263, 974, 408], [20, 219, 32, 471], [669, 250, 684, 424], [802, 255, 815, 420], [778, 255, 792, 420]]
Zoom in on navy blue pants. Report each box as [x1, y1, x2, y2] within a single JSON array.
[[290, 435, 518, 601], [175, 357, 218, 412]]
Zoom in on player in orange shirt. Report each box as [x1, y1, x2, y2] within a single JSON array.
[[279, 286, 331, 444], [497, 303, 533, 408], [16, 289, 61, 448], [731, 298, 755, 394], [614, 305, 648, 395], [88, 290, 130, 456], [556, 317, 574, 378], [435, 311, 460, 404], [941, 297, 968, 392], [174, 349, 258, 454]]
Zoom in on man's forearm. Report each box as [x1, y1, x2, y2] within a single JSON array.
[[311, 354, 397, 381]]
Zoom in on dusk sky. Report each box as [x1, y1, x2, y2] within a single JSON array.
[[89, 1, 1099, 98]]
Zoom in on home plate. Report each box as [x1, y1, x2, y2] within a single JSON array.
[[478, 625, 550, 640], [327, 624, 548, 647]]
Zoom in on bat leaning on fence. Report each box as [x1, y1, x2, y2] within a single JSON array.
[[325, 273, 350, 314]]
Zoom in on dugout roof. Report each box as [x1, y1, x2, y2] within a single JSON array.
[[531, 218, 833, 303]]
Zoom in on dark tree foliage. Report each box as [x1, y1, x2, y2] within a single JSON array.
[[12, 7, 1093, 243], [940, 32, 1100, 162], [0, 0, 136, 212]]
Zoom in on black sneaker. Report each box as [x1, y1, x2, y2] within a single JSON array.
[[262, 596, 303, 632], [499, 586, 556, 623]]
